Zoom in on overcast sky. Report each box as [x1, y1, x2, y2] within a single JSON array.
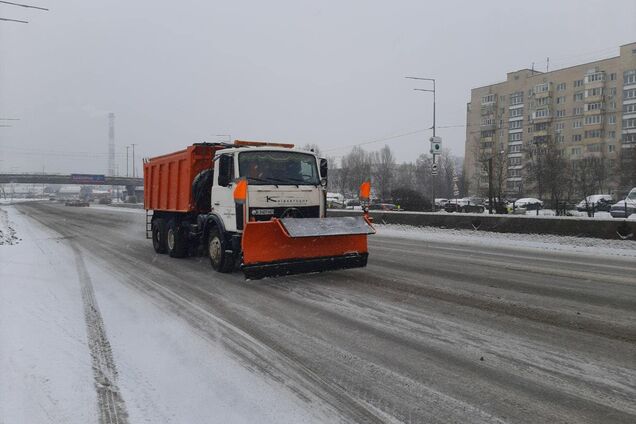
[[1, 0, 635, 174]]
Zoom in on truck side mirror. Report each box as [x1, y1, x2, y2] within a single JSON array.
[[218, 155, 233, 187], [320, 158, 328, 180]]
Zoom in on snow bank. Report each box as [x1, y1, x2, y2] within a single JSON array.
[[0, 208, 20, 245], [375, 224, 636, 259]]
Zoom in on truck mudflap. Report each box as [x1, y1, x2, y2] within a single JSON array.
[[240, 216, 374, 279]]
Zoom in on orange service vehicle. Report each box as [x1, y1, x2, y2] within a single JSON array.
[[143, 141, 374, 279]]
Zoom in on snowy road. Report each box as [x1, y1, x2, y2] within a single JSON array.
[[5, 201, 636, 423]]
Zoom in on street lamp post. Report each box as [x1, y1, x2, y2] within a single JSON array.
[[406, 76, 437, 211], [131, 143, 137, 178]]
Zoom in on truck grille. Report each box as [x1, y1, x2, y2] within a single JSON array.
[[249, 206, 320, 221]]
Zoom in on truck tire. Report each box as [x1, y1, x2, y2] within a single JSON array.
[[152, 218, 168, 254], [167, 220, 188, 258], [208, 227, 233, 273]]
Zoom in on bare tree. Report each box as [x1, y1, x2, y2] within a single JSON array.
[[370, 145, 395, 201], [341, 146, 372, 197], [301, 143, 322, 157]]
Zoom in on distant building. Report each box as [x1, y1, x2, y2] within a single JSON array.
[[464, 42, 636, 199]]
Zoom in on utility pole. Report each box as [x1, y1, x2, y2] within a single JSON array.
[[131, 143, 137, 178], [108, 113, 115, 177], [406, 76, 437, 211], [126, 145, 130, 177]]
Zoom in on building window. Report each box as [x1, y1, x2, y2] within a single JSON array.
[[571, 147, 582, 155], [481, 117, 496, 126], [623, 103, 636, 114], [509, 157, 522, 166], [555, 122, 565, 131], [535, 83, 549, 93], [587, 143, 601, 152], [481, 94, 496, 104], [624, 70, 636, 85], [586, 102, 603, 111], [585, 87, 604, 97], [509, 108, 524, 118], [608, 130, 616, 139], [585, 72, 605, 83], [572, 134, 582, 142], [609, 87, 617, 96], [609, 101, 617, 110], [608, 144, 616, 152], [573, 91, 584, 101], [556, 96, 566, 104], [481, 130, 495, 138], [573, 120, 582, 129], [556, 109, 566, 118], [508, 144, 522, 153], [623, 133, 636, 144], [509, 120, 523, 130], [509, 91, 524, 105], [555, 135, 565, 143], [536, 97, 551, 106], [584, 115, 602, 125], [574, 79, 584, 87], [556, 82, 566, 91], [509, 132, 523, 142], [624, 89, 636, 100], [608, 114, 616, 125], [534, 108, 550, 118], [610, 73, 616, 81], [573, 107, 584, 116], [623, 118, 636, 129], [584, 129, 603, 138]]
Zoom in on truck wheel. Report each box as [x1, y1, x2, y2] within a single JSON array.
[[167, 220, 187, 258], [152, 218, 167, 254], [208, 227, 233, 273]]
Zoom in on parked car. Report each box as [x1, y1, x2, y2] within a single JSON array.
[[610, 188, 636, 218], [344, 199, 363, 210], [576, 194, 613, 212], [511, 197, 543, 210], [484, 198, 509, 214], [444, 197, 485, 213], [434, 198, 449, 208]]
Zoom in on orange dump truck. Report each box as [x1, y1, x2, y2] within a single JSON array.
[[143, 141, 374, 279]]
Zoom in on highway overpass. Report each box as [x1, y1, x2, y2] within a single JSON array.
[[0, 173, 143, 187]]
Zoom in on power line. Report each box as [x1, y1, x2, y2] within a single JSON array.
[[322, 128, 431, 153], [0, 17, 28, 23], [0, 1, 48, 11]]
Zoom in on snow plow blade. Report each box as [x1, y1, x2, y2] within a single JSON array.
[[241, 217, 374, 279]]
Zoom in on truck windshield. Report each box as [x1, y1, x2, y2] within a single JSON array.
[[238, 151, 320, 185]]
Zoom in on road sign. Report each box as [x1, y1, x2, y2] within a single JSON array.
[[429, 136, 442, 155], [431, 163, 438, 176]]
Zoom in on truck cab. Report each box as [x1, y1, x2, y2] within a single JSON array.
[[212, 146, 327, 232]]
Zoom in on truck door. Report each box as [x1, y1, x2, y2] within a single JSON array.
[[212, 153, 237, 232]]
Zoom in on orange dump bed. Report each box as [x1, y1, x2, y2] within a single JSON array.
[[143, 144, 216, 212]]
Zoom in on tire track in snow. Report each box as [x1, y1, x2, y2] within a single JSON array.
[[71, 244, 129, 424]]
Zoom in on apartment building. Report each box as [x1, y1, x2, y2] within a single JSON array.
[[464, 41, 636, 198]]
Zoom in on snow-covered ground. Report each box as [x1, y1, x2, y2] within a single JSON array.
[[376, 224, 636, 259], [0, 205, 329, 424]]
